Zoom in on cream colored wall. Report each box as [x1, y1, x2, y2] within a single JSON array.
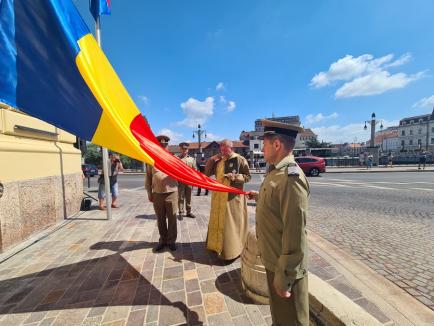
[[0, 108, 82, 182]]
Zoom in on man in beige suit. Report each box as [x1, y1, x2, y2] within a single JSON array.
[[145, 135, 178, 252]]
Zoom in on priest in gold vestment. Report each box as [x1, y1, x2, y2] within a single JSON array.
[[205, 140, 251, 261]]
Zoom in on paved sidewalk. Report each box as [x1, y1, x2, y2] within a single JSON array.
[[0, 190, 431, 325]]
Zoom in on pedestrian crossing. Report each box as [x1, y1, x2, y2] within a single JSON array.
[[310, 178, 434, 192]]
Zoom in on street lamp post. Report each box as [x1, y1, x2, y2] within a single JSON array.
[[363, 112, 383, 165], [192, 124, 207, 157], [364, 112, 383, 147]]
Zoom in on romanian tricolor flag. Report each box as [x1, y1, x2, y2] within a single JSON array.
[[0, 0, 243, 194]]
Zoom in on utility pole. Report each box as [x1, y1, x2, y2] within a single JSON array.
[[95, 16, 111, 220]]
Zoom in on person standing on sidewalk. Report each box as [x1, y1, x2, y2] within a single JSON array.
[[418, 150, 427, 170], [388, 152, 393, 168], [98, 153, 124, 210], [205, 139, 251, 261], [367, 154, 373, 169], [177, 142, 196, 220], [247, 120, 309, 325], [145, 135, 178, 252]]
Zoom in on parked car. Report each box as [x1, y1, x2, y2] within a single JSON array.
[[294, 156, 326, 176], [82, 164, 98, 177]]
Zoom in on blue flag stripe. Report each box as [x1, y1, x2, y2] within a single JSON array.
[[0, 0, 17, 106], [1, 0, 104, 140]]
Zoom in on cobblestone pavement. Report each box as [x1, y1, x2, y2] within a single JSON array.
[[306, 175, 434, 311], [0, 188, 390, 326]]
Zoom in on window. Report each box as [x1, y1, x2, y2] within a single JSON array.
[[409, 140, 413, 145], [254, 144, 259, 149], [418, 129, 422, 134], [402, 130, 405, 136], [432, 127, 434, 133], [419, 119, 423, 124], [418, 139, 422, 145], [410, 120, 414, 124], [410, 130, 413, 135], [432, 138, 434, 144], [401, 140, 405, 146]]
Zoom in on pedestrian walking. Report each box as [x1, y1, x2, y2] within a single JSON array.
[[247, 119, 309, 325], [418, 151, 427, 170], [98, 153, 124, 210], [388, 152, 393, 168], [367, 154, 373, 169], [145, 135, 178, 252], [177, 142, 196, 219]]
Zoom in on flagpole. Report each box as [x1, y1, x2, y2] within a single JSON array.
[[95, 16, 112, 220]]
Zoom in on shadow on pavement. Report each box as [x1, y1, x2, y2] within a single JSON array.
[[0, 248, 201, 324], [134, 214, 157, 220], [214, 268, 257, 305], [90, 240, 230, 267]]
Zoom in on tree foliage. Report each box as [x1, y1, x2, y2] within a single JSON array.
[[84, 143, 143, 170], [305, 137, 331, 148]]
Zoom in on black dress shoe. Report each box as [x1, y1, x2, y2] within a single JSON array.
[[168, 243, 177, 251], [153, 243, 165, 252], [186, 212, 196, 218]]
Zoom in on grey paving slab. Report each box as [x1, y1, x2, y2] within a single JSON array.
[[0, 189, 393, 325]]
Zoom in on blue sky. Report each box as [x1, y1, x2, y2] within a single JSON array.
[[74, 0, 434, 144]]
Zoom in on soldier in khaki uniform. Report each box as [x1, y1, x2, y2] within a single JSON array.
[[177, 142, 196, 220], [248, 120, 309, 325], [145, 135, 178, 252]]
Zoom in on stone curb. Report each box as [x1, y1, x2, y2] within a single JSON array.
[[309, 273, 382, 326]]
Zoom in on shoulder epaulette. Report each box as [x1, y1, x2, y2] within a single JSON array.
[[287, 163, 299, 176]]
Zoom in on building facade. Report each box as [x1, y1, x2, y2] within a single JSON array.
[[0, 106, 82, 253], [375, 127, 399, 153], [397, 109, 434, 153]]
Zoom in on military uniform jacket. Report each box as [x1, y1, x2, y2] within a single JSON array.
[[178, 154, 196, 169], [256, 154, 309, 291], [145, 165, 178, 194]]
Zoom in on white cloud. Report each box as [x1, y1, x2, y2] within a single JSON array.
[[305, 112, 338, 124], [219, 96, 226, 103], [138, 95, 149, 105], [157, 128, 183, 144], [227, 101, 236, 112], [412, 95, 434, 109], [386, 53, 412, 68], [216, 82, 225, 92], [178, 97, 214, 128], [312, 119, 399, 143], [336, 71, 425, 98], [310, 53, 425, 98]]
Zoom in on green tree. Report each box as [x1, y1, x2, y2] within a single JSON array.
[[84, 143, 102, 166], [306, 137, 322, 148]]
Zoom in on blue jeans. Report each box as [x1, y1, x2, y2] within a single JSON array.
[[98, 182, 119, 199]]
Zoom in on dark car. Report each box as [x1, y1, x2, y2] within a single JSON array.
[[82, 164, 98, 177], [295, 156, 326, 176]]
